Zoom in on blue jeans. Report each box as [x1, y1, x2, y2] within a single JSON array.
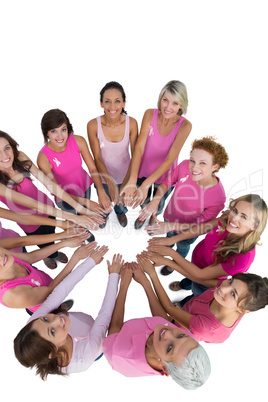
[[137, 177, 174, 215], [56, 187, 91, 215], [95, 183, 128, 216], [179, 282, 209, 307]]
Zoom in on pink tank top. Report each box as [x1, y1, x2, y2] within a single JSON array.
[[0, 256, 52, 312], [138, 109, 185, 184], [39, 135, 93, 200], [97, 115, 131, 184], [0, 177, 54, 233], [0, 221, 22, 253]]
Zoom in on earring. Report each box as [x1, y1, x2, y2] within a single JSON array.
[[158, 358, 161, 362]]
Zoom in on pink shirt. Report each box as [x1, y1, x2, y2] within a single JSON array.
[[97, 115, 131, 184], [192, 220, 256, 276], [102, 316, 195, 377], [0, 257, 52, 312], [138, 109, 185, 184], [39, 135, 93, 200], [182, 282, 243, 343], [28, 257, 120, 374], [0, 221, 22, 253], [0, 177, 54, 233], [162, 160, 226, 225]]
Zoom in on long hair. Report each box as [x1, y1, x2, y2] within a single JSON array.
[[233, 272, 268, 312], [13, 308, 69, 381], [0, 131, 32, 186], [41, 109, 74, 142], [214, 194, 267, 264]]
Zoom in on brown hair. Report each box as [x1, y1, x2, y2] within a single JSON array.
[[41, 109, 73, 142], [14, 309, 69, 381], [191, 136, 229, 172], [233, 272, 268, 312], [0, 131, 32, 186]]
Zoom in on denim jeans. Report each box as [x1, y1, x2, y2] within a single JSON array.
[[179, 282, 209, 307], [137, 177, 174, 215], [24, 216, 58, 258], [56, 187, 91, 215], [95, 183, 128, 216]]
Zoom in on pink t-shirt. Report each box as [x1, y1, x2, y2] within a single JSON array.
[[97, 115, 131, 184], [0, 177, 54, 233], [39, 135, 93, 200], [0, 221, 22, 253], [0, 256, 52, 312], [162, 160, 226, 225], [192, 220, 256, 276], [138, 109, 185, 184], [102, 316, 195, 377], [182, 283, 243, 343]]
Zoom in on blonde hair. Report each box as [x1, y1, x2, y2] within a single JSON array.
[[157, 80, 188, 116], [215, 194, 267, 263]]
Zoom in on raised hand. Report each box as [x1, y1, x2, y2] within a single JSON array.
[[107, 253, 125, 275]]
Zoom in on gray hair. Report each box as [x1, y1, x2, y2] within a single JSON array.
[[157, 80, 188, 116], [164, 345, 211, 390]]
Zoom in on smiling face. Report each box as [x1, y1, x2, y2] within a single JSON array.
[[100, 88, 125, 119], [46, 123, 69, 151], [214, 278, 249, 312], [0, 138, 14, 171], [0, 247, 14, 275], [227, 201, 256, 237], [31, 313, 70, 349], [160, 92, 182, 119], [152, 325, 198, 365], [189, 148, 219, 184]]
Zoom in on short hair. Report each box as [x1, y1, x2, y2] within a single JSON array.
[[157, 80, 188, 116], [100, 81, 127, 115], [41, 109, 74, 142], [191, 136, 229, 172], [164, 345, 211, 390]]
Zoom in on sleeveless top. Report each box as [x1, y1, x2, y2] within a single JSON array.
[[0, 176, 54, 233], [0, 221, 22, 253], [39, 135, 93, 200], [97, 115, 131, 184], [0, 256, 52, 312], [138, 109, 185, 184]]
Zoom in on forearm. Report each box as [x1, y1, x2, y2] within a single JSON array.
[[26, 240, 68, 264], [141, 279, 169, 319], [0, 231, 65, 250], [47, 253, 82, 291], [149, 271, 175, 314], [108, 282, 129, 335]]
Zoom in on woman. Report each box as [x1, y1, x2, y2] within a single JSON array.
[[0, 236, 89, 312], [137, 254, 268, 343], [143, 136, 228, 275], [102, 262, 211, 390], [87, 81, 138, 227], [120, 80, 192, 229], [37, 108, 112, 218], [0, 131, 101, 268], [14, 250, 123, 379], [147, 194, 267, 306]]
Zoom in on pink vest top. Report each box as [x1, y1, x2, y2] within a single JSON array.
[[39, 135, 93, 199], [97, 115, 131, 184], [138, 109, 185, 184], [0, 256, 52, 312], [0, 177, 54, 233], [0, 221, 22, 253]]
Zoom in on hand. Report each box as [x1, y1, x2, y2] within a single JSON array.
[[131, 185, 148, 209], [145, 221, 172, 235], [107, 253, 124, 274], [138, 200, 159, 222], [82, 198, 106, 217], [147, 243, 173, 257], [89, 244, 109, 264], [63, 227, 89, 238], [136, 253, 156, 276], [119, 181, 137, 206], [72, 241, 98, 260], [63, 233, 90, 248], [120, 262, 133, 287], [140, 250, 168, 267], [107, 181, 120, 204], [147, 236, 175, 247], [98, 190, 113, 214], [69, 215, 100, 231], [131, 261, 149, 285]]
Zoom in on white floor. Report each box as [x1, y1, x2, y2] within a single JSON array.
[[0, 2, 267, 402]]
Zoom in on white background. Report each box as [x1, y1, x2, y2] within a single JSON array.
[[0, 1, 267, 401]]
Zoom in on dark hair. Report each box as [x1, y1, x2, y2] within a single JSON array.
[[0, 131, 32, 186], [14, 309, 69, 381], [100, 81, 127, 115], [41, 109, 73, 142], [233, 272, 268, 312]]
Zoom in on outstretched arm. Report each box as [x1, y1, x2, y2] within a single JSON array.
[[107, 263, 133, 335]]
